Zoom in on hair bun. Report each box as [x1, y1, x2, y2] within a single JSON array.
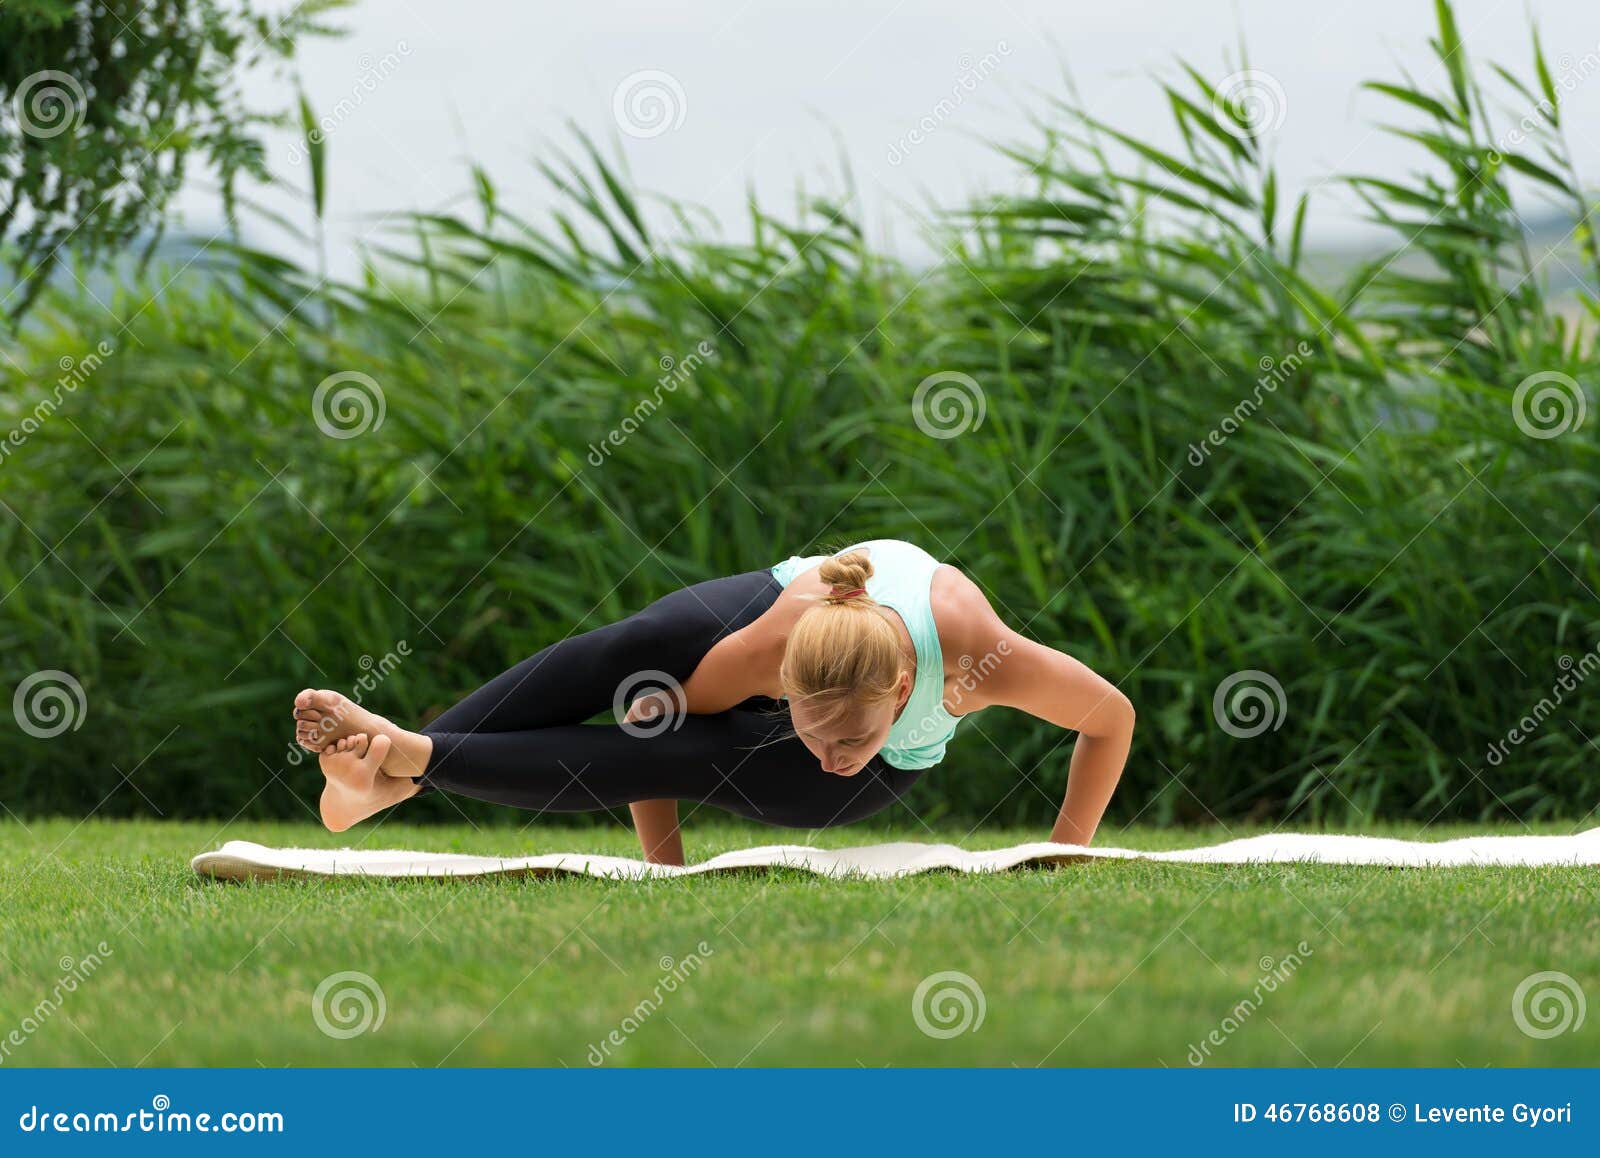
[[817, 549, 874, 604]]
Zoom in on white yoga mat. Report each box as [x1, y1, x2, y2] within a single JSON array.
[[192, 826, 1600, 882]]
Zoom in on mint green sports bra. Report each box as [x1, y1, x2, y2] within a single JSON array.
[[769, 538, 976, 770]]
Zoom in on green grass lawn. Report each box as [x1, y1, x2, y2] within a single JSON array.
[[1, 816, 1595, 1067]]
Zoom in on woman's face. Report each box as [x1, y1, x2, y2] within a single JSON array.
[[788, 674, 911, 777]]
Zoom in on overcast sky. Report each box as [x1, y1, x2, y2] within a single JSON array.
[[173, 0, 1600, 275]]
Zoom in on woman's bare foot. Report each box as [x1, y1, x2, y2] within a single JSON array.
[[318, 733, 422, 832], [293, 688, 432, 778]]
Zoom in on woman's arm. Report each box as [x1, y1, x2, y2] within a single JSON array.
[[678, 621, 785, 711], [977, 634, 1135, 845], [629, 799, 684, 865], [619, 697, 686, 864], [949, 582, 1136, 846], [620, 620, 782, 865]]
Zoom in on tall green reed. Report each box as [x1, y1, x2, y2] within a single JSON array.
[[1, 0, 1593, 828]]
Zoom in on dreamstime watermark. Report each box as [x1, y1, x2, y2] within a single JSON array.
[[1212, 69, 1287, 139], [17, 1096, 284, 1135], [912, 970, 986, 1038], [0, 943, 113, 1065], [1511, 370, 1586, 440], [912, 371, 985, 439], [612, 70, 687, 139], [614, 670, 687, 738], [1485, 645, 1600, 767], [287, 43, 412, 165], [586, 942, 714, 1064], [311, 971, 386, 1039], [886, 42, 1012, 166], [1511, 971, 1585, 1039], [898, 640, 1013, 749], [1490, 42, 1600, 163], [1185, 941, 1314, 1065], [1188, 341, 1312, 466], [1212, 669, 1286, 739], [11, 70, 87, 139], [0, 340, 115, 468], [287, 641, 411, 765], [312, 371, 386, 439], [587, 339, 717, 465], [13, 670, 87, 739]]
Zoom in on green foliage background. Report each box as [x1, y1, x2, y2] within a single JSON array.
[[1, 2, 1596, 827], [0, 0, 340, 318]]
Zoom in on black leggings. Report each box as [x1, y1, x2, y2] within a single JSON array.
[[416, 569, 924, 828]]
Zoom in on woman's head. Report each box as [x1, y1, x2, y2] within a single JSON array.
[[779, 550, 911, 777]]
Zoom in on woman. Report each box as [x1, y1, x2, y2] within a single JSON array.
[[295, 538, 1135, 865]]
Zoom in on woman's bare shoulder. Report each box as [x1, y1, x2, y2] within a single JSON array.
[[750, 575, 818, 637], [931, 564, 1012, 669], [702, 582, 812, 697]]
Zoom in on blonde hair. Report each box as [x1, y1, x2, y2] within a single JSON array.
[[779, 549, 907, 730]]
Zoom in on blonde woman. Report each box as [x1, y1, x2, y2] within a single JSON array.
[[295, 539, 1135, 866]]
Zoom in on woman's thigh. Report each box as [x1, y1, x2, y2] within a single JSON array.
[[683, 709, 926, 829], [423, 567, 782, 735], [421, 704, 923, 830]]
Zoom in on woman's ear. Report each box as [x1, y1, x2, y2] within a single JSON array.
[[897, 670, 913, 709]]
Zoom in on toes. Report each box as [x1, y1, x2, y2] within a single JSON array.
[[311, 693, 348, 728], [365, 733, 393, 769], [349, 733, 370, 758], [295, 689, 356, 752]]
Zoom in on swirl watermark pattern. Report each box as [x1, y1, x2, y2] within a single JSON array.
[[1213, 70, 1287, 139], [1212, 669, 1286, 739], [12, 71, 88, 139], [13, 670, 87, 739], [1512, 371, 1586, 439], [311, 971, 386, 1039], [612, 70, 687, 139], [614, 670, 686, 738], [312, 371, 386, 439], [912, 970, 986, 1038], [912, 371, 986, 439], [1511, 971, 1585, 1039]]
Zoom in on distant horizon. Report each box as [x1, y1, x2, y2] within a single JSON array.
[[171, 0, 1600, 279]]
